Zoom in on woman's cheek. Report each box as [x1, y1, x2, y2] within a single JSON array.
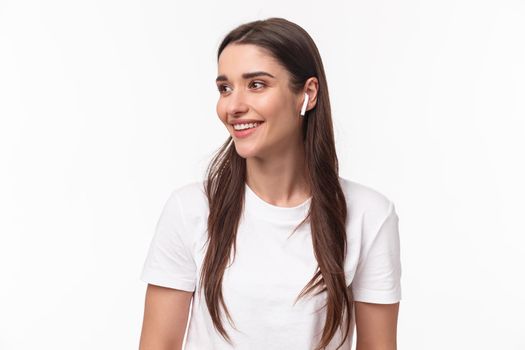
[[216, 103, 226, 122]]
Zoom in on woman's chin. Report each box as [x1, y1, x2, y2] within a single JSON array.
[[234, 144, 261, 159]]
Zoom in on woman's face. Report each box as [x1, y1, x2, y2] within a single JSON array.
[[216, 43, 304, 159]]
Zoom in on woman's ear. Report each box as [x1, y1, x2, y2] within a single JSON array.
[[304, 77, 319, 110]]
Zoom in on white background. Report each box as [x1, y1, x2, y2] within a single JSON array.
[[1, 0, 524, 349]]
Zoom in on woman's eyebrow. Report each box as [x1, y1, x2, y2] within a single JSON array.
[[215, 71, 275, 82]]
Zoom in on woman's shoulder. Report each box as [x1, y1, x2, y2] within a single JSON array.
[[167, 179, 208, 214], [169, 177, 397, 224], [338, 175, 396, 223]]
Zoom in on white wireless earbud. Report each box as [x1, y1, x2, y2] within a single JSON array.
[[300, 92, 309, 117]]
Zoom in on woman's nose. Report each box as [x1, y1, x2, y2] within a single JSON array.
[[226, 89, 249, 116]]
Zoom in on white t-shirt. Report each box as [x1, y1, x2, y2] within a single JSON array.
[[140, 176, 402, 349]]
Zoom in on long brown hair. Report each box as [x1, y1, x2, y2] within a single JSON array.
[[199, 17, 352, 350]]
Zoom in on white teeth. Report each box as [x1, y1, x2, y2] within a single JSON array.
[[233, 122, 262, 130]]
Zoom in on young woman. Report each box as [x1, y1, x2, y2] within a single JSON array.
[[139, 17, 401, 350]]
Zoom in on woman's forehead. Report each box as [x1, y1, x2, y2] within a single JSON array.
[[217, 44, 284, 79]]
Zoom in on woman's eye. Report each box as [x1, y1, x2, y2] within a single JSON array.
[[217, 84, 231, 93], [250, 81, 265, 89], [217, 81, 265, 94]]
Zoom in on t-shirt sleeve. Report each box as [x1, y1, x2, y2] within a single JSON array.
[[140, 189, 197, 292], [351, 201, 402, 304]]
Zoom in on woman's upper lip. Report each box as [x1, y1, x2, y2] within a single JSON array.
[[230, 119, 265, 125]]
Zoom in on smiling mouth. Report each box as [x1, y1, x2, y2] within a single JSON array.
[[232, 121, 264, 131], [231, 121, 265, 137]]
